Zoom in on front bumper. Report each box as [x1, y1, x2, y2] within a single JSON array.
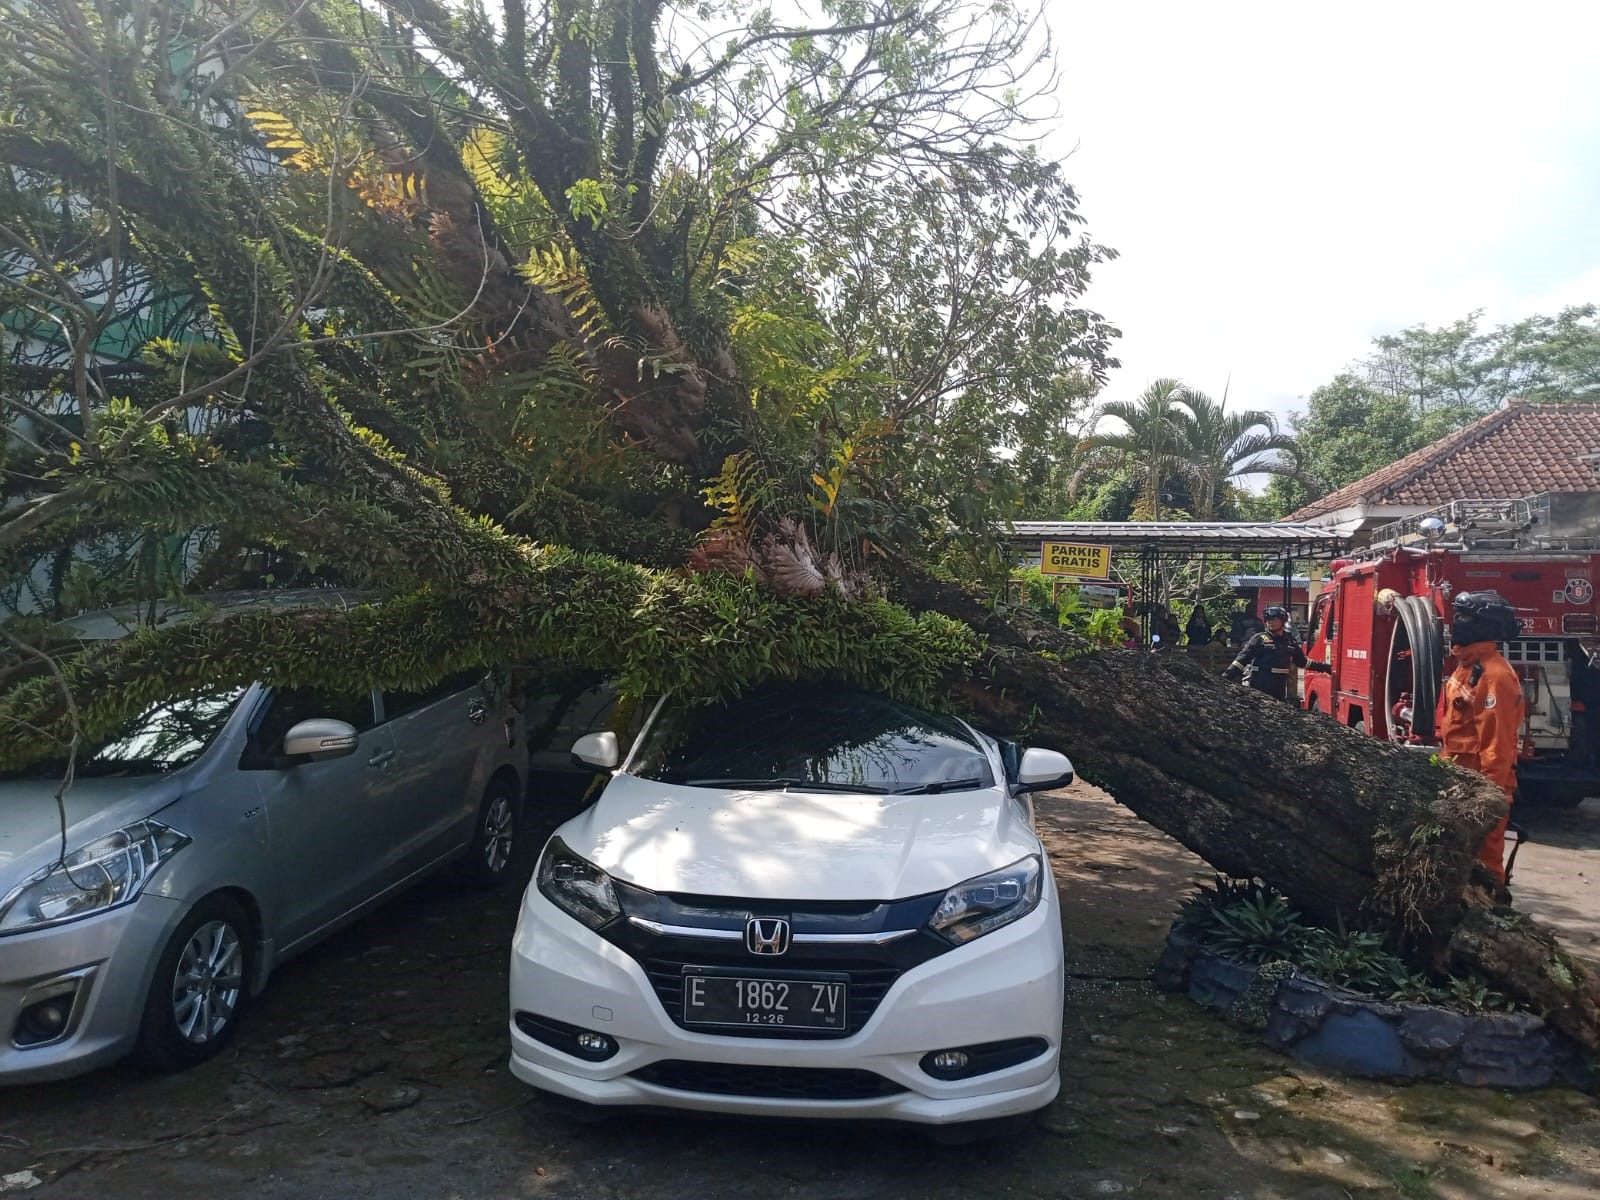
[[507, 885, 1064, 1124], [0, 895, 183, 1085]]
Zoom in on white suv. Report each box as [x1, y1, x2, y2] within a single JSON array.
[[508, 683, 1070, 1126]]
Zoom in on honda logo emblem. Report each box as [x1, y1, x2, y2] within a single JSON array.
[[745, 917, 791, 956]]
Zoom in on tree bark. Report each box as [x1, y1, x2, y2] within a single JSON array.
[[894, 564, 1600, 1057]]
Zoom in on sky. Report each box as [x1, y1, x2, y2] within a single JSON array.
[[1042, 0, 1600, 428]]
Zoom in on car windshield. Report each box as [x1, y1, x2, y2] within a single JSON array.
[[629, 685, 994, 794], [0, 687, 247, 781]]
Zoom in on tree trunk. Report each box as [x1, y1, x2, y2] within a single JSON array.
[[896, 565, 1600, 1058]]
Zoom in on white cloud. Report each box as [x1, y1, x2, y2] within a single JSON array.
[[1044, 0, 1600, 424]]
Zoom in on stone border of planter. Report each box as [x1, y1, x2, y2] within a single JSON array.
[[1153, 925, 1592, 1090]]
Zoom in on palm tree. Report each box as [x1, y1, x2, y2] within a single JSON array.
[[1071, 378, 1191, 520], [1177, 388, 1302, 519]]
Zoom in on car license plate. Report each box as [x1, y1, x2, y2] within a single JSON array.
[[681, 972, 849, 1031]]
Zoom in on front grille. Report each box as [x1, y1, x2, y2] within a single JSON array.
[[631, 1060, 906, 1100], [1505, 640, 1567, 664], [642, 954, 901, 1038], [603, 882, 953, 1040]]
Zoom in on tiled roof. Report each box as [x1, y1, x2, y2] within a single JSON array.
[[1289, 402, 1600, 520]]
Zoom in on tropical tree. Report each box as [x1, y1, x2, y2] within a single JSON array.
[[1264, 373, 1464, 515], [1176, 388, 1300, 520], [1070, 377, 1190, 519], [1362, 305, 1600, 416], [775, 133, 1115, 575]]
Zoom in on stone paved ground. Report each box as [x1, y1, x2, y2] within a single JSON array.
[[2, 784, 1598, 1199], [1504, 797, 1600, 969]]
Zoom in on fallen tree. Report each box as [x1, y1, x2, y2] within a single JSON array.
[[2, 0, 1596, 1067], [5, 546, 1597, 1056], [896, 567, 1600, 1055]]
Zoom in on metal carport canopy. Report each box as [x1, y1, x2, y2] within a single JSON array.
[[1007, 521, 1347, 556], [1007, 522, 1348, 637]]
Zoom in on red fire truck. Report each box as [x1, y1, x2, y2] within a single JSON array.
[[1301, 496, 1600, 807]]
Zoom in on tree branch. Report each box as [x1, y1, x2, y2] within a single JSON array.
[[664, 10, 910, 98]]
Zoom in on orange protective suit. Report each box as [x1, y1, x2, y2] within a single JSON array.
[[1438, 640, 1525, 880]]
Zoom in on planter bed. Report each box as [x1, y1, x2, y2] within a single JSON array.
[[1154, 926, 1591, 1090]]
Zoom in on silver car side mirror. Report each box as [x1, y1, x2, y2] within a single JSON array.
[[283, 718, 360, 761], [571, 730, 620, 770], [1014, 747, 1074, 794]]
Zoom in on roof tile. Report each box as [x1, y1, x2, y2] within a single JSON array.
[[1289, 402, 1600, 520]]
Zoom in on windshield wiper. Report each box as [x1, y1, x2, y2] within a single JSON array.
[[677, 777, 793, 790], [76, 758, 175, 777], [891, 778, 986, 795], [677, 777, 885, 794]]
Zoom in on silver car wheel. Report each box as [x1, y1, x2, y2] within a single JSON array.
[[171, 919, 243, 1045], [482, 793, 514, 875]]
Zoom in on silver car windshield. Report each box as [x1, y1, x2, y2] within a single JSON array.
[[1, 687, 247, 780], [630, 685, 994, 794]]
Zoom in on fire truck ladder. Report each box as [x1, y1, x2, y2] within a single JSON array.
[[1369, 494, 1600, 555], [1366, 497, 1537, 556]]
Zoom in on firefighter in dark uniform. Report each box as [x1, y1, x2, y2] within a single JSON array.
[[1224, 606, 1332, 700]]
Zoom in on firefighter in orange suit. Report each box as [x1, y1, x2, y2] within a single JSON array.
[[1438, 591, 1525, 881]]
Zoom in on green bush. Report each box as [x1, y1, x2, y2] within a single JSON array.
[[1176, 877, 1522, 1014], [1008, 567, 1135, 645]]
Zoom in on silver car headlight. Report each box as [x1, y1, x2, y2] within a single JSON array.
[[536, 838, 621, 931], [0, 820, 191, 936], [927, 855, 1044, 945]]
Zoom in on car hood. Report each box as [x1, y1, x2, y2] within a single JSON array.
[[559, 773, 1039, 901], [0, 776, 184, 884]]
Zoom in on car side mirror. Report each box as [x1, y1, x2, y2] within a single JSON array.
[[571, 730, 620, 770], [283, 718, 359, 762], [1014, 747, 1073, 794]]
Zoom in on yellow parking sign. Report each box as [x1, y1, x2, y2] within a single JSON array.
[[1040, 541, 1111, 579]]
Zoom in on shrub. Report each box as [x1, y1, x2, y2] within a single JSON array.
[[1175, 878, 1527, 1014]]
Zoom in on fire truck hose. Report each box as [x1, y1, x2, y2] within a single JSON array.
[[1412, 596, 1444, 738], [1393, 595, 1444, 740]]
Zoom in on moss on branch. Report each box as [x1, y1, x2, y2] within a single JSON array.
[[0, 558, 979, 768]]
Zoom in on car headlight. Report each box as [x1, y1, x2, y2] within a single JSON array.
[[0, 820, 190, 936], [927, 855, 1044, 944], [536, 838, 621, 931]]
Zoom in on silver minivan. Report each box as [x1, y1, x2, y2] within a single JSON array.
[[0, 671, 525, 1083]]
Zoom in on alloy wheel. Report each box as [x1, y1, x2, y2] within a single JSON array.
[[171, 919, 243, 1044], [483, 793, 515, 874]]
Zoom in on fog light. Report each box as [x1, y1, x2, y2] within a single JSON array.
[[15, 995, 74, 1048], [515, 1011, 619, 1061], [921, 1038, 1050, 1081]]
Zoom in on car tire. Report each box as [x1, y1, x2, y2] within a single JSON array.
[[133, 894, 251, 1071], [458, 774, 522, 889]]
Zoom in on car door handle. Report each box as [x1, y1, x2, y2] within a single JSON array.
[[367, 749, 395, 768]]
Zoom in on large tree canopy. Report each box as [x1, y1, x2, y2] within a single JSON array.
[[4, 1, 1599, 1055], [1, 0, 1115, 630]]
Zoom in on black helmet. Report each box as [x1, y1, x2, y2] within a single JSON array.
[[1264, 606, 1289, 621], [1451, 590, 1521, 647]]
